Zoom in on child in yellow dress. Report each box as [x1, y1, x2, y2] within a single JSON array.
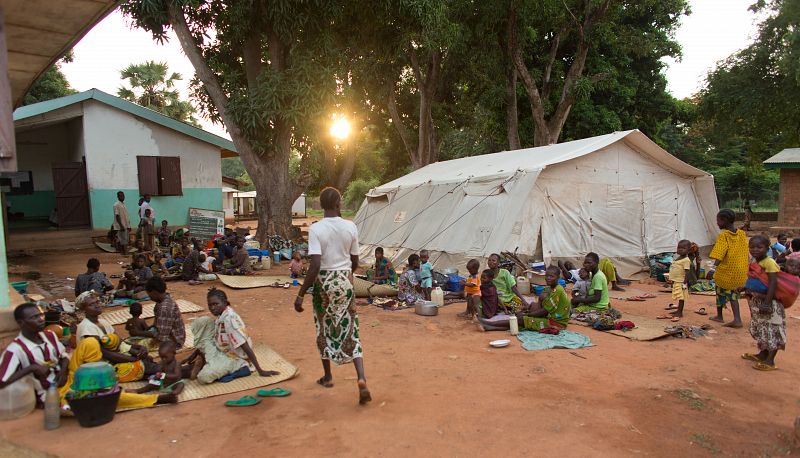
[[668, 240, 692, 319]]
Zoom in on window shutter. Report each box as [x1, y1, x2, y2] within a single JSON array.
[[158, 156, 182, 196], [137, 156, 159, 195]]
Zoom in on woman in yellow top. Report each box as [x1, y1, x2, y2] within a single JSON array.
[[709, 209, 748, 328], [740, 235, 785, 370]]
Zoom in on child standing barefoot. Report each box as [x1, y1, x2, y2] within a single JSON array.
[[419, 250, 433, 301], [741, 235, 785, 371], [709, 209, 748, 327], [458, 259, 481, 319], [668, 240, 692, 319]]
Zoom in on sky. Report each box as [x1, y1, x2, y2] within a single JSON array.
[[60, 1, 762, 139]]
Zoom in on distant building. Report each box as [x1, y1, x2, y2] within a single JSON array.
[[763, 148, 800, 227], [8, 89, 237, 230]]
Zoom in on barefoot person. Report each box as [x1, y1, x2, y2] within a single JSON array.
[[294, 187, 371, 405], [709, 209, 748, 328], [181, 288, 279, 383]]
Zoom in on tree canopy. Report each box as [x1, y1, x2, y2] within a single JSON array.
[[117, 60, 200, 126], [22, 52, 77, 106]]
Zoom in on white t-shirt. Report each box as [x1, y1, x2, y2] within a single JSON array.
[[308, 217, 359, 271], [76, 318, 114, 343], [139, 201, 155, 219]]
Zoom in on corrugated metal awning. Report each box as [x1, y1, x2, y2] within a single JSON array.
[[764, 148, 800, 169], [5, 0, 120, 107]]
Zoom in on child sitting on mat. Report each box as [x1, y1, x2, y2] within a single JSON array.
[[289, 251, 305, 278], [419, 249, 434, 301], [135, 341, 184, 395], [458, 259, 481, 319], [572, 268, 591, 298], [125, 302, 155, 338]]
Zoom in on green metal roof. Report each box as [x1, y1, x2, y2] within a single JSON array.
[[763, 148, 800, 169], [13, 88, 236, 153]]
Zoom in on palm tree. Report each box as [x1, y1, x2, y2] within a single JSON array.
[[117, 61, 200, 126]]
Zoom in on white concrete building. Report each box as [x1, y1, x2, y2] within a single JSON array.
[[9, 89, 236, 229]]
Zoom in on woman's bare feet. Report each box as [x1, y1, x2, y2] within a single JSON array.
[[722, 320, 743, 328], [316, 376, 334, 388], [189, 353, 205, 380], [358, 379, 372, 405], [709, 316, 724, 323]]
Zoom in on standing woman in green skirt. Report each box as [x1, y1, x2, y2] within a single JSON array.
[[295, 187, 371, 405]]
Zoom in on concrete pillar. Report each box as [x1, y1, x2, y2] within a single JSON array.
[[0, 7, 13, 309]]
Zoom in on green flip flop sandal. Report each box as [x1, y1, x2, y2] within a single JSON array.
[[257, 388, 291, 397], [225, 395, 261, 407]]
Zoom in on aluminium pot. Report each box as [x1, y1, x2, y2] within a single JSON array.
[[414, 301, 439, 316]]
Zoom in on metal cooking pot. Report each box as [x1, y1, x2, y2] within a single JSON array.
[[414, 301, 439, 316], [442, 268, 459, 276]]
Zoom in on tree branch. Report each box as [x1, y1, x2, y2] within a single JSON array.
[[542, 27, 565, 101], [387, 81, 416, 162], [508, 6, 549, 141], [167, 3, 238, 139]]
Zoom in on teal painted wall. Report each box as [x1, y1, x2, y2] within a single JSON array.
[[89, 188, 222, 229], [8, 191, 55, 218]]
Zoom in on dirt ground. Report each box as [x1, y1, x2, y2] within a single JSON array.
[[1, 248, 798, 457]]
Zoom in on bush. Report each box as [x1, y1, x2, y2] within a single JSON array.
[[343, 178, 380, 210]]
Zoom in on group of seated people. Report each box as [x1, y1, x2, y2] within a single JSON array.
[[0, 284, 279, 411], [373, 247, 623, 332]]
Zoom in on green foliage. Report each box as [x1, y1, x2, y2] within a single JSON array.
[[711, 163, 779, 206], [23, 54, 77, 105], [118, 60, 200, 126], [343, 177, 381, 209]]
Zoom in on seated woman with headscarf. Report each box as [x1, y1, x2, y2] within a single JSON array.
[[487, 253, 528, 313], [367, 247, 397, 285], [66, 291, 176, 408], [397, 254, 425, 304]]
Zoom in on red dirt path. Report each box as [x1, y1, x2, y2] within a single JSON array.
[[1, 248, 798, 457]]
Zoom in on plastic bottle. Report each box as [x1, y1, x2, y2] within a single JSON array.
[[431, 287, 444, 307], [0, 376, 35, 421], [44, 377, 60, 430], [509, 315, 519, 336]]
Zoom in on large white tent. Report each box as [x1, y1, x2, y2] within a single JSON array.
[[353, 130, 719, 276]]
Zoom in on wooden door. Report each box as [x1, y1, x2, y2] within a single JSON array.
[[52, 162, 90, 227]]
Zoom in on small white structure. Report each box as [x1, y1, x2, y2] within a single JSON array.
[[232, 191, 306, 220], [354, 130, 719, 275], [11, 89, 236, 229]]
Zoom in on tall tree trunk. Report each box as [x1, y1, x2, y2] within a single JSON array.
[[505, 65, 520, 150], [168, 4, 297, 240], [335, 144, 357, 192]]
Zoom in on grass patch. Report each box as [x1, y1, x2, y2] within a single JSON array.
[[691, 433, 721, 455], [674, 389, 708, 411]]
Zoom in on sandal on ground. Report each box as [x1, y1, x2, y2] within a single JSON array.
[[224, 395, 260, 407], [752, 362, 777, 371], [317, 376, 334, 388], [639, 293, 656, 298], [670, 316, 681, 322], [664, 304, 677, 311], [626, 296, 646, 302], [741, 353, 761, 362], [694, 308, 707, 316], [257, 387, 291, 397]]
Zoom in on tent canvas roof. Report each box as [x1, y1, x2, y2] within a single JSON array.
[[374, 130, 709, 191]]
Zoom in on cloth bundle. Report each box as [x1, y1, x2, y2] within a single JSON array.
[[747, 262, 800, 309]]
